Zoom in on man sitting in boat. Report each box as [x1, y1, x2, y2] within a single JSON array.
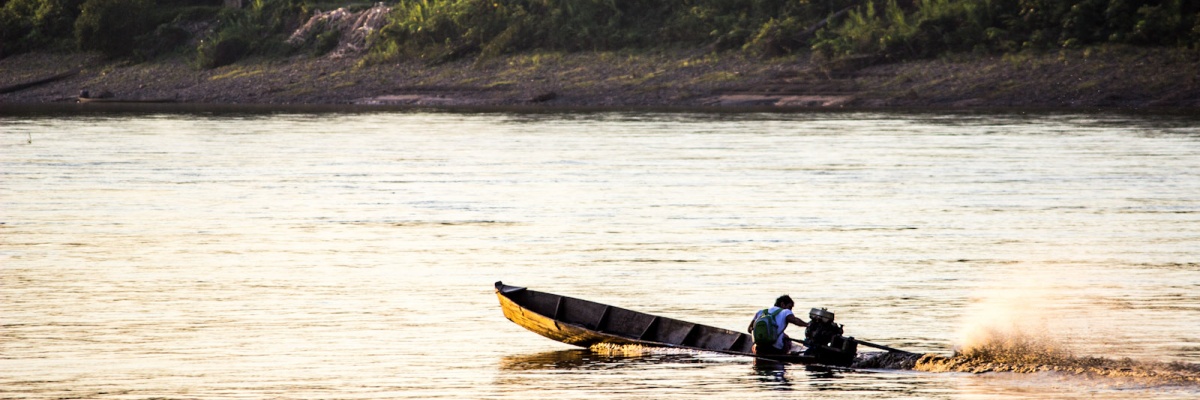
[[747, 295, 809, 355]]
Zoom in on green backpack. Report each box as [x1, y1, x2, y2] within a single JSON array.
[[752, 308, 783, 345]]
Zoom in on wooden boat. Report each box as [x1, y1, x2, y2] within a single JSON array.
[[494, 281, 820, 364]]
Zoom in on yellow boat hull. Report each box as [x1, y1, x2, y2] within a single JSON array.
[[497, 285, 641, 347]]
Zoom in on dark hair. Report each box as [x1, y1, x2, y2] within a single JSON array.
[[774, 295, 794, 307]]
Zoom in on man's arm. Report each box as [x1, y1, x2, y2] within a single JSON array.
[[787, 313, 808, 327], [747, 310, 762, 333]]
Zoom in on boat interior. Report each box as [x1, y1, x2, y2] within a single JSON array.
[[499, 283, 755, 354]]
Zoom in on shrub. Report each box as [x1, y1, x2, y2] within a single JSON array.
[[1, 0, 86, 54], [744, 17, 807, 56], [1132, 0, 1185, 45], [74, 0, 154, 57], [136, 23, 192, 58], [311, 29, 339, 56], [193, 0, 308, 68], [196, 33, 250, 68]]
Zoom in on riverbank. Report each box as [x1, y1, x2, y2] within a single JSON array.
[[2, 46, 1198, 109]]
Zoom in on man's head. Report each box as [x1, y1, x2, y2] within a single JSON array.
[[774, 295, 794, 309]]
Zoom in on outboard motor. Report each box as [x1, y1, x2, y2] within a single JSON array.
[[803, 308, 858, 366]]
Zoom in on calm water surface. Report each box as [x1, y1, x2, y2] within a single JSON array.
[[2, 110, 1199, 399]]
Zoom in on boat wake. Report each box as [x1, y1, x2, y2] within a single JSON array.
[[852, 330, 1200, 388], [852, 350, 924, 370], [855, 262, 1200, 390]]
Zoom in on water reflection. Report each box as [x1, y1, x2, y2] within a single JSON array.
[[751, 359, 794, 388], [497, 348, 717, 371], [495, 348, 950, 398], [498, 349, 604, 371]]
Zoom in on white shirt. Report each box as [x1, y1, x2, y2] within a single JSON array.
[[755, 306, 794, 349]]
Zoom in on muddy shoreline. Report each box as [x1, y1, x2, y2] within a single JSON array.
[[2, 47, 1198, 110]]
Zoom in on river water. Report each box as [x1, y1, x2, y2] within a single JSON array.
[[2, 109, 1198, 399]]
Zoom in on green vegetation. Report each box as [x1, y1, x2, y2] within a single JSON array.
[[1, 0, 1198, 66], [810, 0, 1200, 60], [196, 0, 308, 68], [367, 0, 1200, 63], [0, 0, 305, 64], [366, 0, 851, 63], [74, 0, 153, 57], [0, 0, 85, 54]]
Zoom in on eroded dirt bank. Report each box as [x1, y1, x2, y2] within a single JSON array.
[[1, 46, 1198, 109]]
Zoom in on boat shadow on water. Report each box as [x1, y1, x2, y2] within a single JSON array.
[[495, 348, 880, 395], [752, 357, 856, 388], [498, 347, 732, 372], [499, 347, 855, 377]]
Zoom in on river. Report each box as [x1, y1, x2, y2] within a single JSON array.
[[2, 109, 1198, 399]]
